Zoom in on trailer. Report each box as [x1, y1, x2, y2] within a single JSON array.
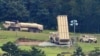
[[49, 15, 70, 44]]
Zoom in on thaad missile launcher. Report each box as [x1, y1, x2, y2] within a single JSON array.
[[49, 15, 70, 44]]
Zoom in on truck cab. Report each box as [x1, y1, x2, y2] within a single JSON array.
[[49, 32, 70, 45]]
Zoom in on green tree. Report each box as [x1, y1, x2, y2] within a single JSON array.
[[1, 42, 46, 56], [72, 46, 85, 56], [31, 47, 46, 56], [1, 0, 100, 32], [21, 0, 72, 29], [88, 47, 100, 56], [1, 42, 20, 56], [70, 0, 100, 33], [0, 0, 29, 22]]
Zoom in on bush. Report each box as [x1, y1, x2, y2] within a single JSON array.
[[71, 46, 85, 56], [1, 42, 46, 56], [88, 47, 100, 56]]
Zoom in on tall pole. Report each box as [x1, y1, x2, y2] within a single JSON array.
[[16, 31, 17, 37], [74, 23, 76, 34], [74, 23, 76, 48], [70, 20, 78, 48]]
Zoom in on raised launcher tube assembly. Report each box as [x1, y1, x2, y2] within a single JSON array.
[[49, 15, 70, 45]]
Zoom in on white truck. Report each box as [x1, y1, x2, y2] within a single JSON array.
[[49, 15, 70, 44], [3, 21, 43, 32]]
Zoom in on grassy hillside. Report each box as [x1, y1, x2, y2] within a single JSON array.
[[0, 30, 100, 56], [0, 22, 4, 29], [0, 30, 51, 46]]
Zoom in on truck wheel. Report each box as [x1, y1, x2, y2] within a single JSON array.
[[80, 39, 84, 42], [88, 40, 92, 43], [50, 37, 54, 43], [37, 30, 42, 33], [84, 41, 87, 43], [80, 39, 82, 42], [15, 28, 20, 31], [8, 28, 13, 31], [94, 41, 97, 43], [56, 42, 60, 45], [35, 29, 41, 33], [28, 29, 33, 32], [39, 30, 42, 32], [29, 28, 37, 32]]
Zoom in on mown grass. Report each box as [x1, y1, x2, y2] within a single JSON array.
[[0, 30, 100, 56], [0, 30, 49, 46], [18, 46, 74, 56]]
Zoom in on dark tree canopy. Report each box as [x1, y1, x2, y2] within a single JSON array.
[[0, 0, 100, 33]]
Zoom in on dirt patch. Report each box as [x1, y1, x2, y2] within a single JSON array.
[[15, 38, 44, 46]]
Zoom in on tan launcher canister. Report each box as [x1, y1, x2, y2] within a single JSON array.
[[57, 15, 69, 40]]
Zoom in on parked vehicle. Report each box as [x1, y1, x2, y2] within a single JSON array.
[[79, 35, 97, 43], [3, 21, 43, 32]]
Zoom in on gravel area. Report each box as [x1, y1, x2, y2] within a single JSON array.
[[38, 42, 71, 47]]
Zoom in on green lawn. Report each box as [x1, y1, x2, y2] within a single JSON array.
[[0, 30, 100, 56], [0, 30, 50, 46], [18, 46, 73, 56]]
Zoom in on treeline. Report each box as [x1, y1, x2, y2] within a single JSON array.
[[0, 0, 100, 33]]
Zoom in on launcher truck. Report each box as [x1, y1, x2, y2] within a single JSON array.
[[3, 21, 43, 32], [49, 15, 70, 44]]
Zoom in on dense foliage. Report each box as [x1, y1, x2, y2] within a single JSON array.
[[88, 47, 100, 56], [71, 46, 85, 56], [0, 0, 100, 33], [1, 42, 46, 56]]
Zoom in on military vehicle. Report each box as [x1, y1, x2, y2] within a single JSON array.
[[79, 35, 97, 43], [49, 15, 70, 44], [3, 21, 43, 32]]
